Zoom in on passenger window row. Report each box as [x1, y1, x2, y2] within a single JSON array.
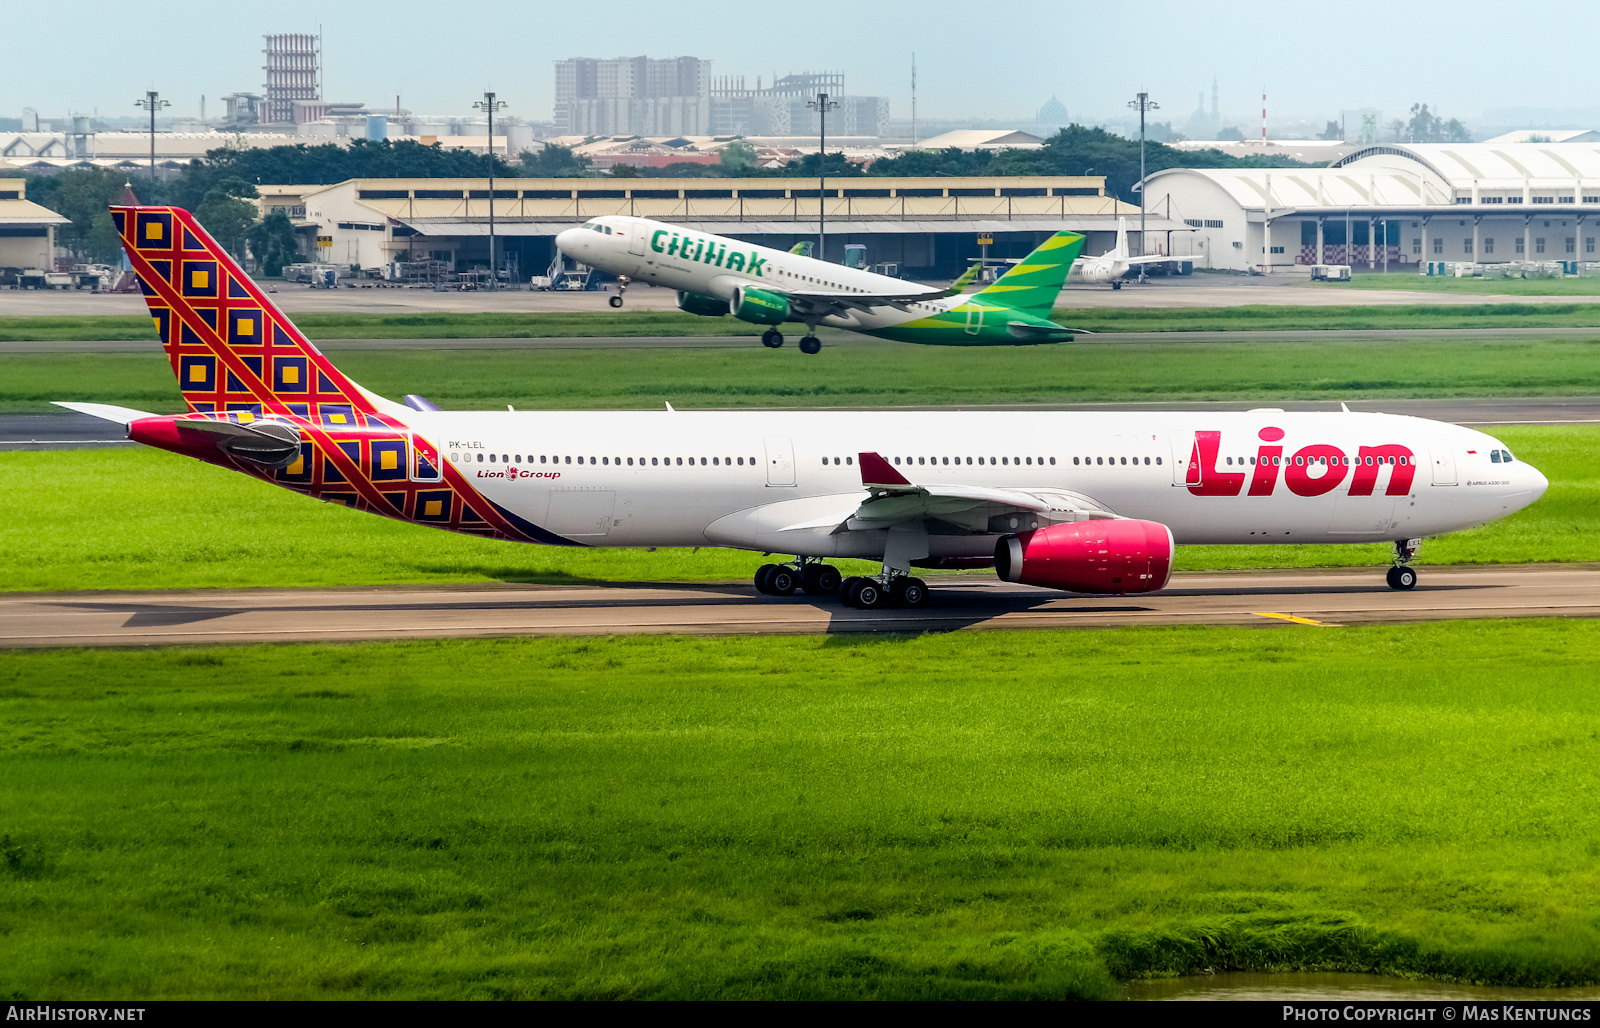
[[1074, 456, 1161, 466], [1220, 455, 1411, 467], [891, 455, 1056, 467], [450, 453, 757, 467]]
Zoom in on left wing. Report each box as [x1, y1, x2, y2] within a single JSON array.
[[779, 287, 954, 320]]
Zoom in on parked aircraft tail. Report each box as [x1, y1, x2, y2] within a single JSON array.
[[971, 231, 1085, 316]]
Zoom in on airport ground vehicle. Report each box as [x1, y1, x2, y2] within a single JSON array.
[[61, 205, 1547, 608]]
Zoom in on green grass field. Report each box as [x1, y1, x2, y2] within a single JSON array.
[[8, 301, 1600, 343], [9, 334, 1600, 415], [1342, 274, 1600, 296], [4, 624, 1600, 998], [1, 425, 1592, 593]]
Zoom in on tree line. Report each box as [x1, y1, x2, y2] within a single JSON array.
[[14, 129, 1316, 272]]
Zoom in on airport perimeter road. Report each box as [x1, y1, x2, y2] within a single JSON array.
[[4, 565, 1598, 646]]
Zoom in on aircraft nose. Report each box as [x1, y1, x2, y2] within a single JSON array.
[[1527, 463, 1550, 501], [555, 227, 583, 252]]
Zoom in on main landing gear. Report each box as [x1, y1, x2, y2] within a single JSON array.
[[608, 276, 630, 307], [753, 559, 929, 609], [759, 328, 822, 354], [1386, 538, 1421, 590]]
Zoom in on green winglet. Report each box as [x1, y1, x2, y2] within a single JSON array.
[[949, 261, 984, 291], [788, 241, 814, 256], [972, 231, 1085, 316]]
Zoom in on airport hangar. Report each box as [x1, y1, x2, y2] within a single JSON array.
[[1141, 142, 1600, 273], [0, 179, 71, 269], [255, 175, 1177, 281]]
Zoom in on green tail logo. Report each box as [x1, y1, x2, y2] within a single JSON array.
[[973, 232, 1085, 316]]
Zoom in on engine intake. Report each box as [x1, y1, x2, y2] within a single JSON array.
[[731, 286, 790, 325], [995, 519, 1173, 594], [676, 290, 728, 318]]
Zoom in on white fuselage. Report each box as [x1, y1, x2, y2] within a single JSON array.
[[414, 408, 1546, 557], [555, 216, 957, 332]]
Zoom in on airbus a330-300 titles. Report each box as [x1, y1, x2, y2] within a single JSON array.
[[62, 205, 1548, 609], [555, 216, 1084, 352]]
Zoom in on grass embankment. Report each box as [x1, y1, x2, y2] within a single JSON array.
[[1340, 274, 1600, 297], [11, 335, 1600, 415], [0, 312, 759, 342], [1, 426, 1591, 593], [8, 302, 1600, 343], [4, 624, 1600, 998]]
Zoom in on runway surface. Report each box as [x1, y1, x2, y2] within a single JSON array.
[[5, 275, 1599, 314], [5, 395, 1598, 450], [3, 565, 1596, 647]]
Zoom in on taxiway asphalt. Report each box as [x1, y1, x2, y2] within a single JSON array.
[[2, 565, 1596, 647]]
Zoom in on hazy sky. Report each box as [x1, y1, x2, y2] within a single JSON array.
[[7, 0, 1598, 129]]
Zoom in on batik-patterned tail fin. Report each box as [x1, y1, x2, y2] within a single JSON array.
[[110, 205, 399, 422], [973, 231, 1085, 316]]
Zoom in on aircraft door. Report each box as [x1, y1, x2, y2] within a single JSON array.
[[1427, 437, 1458, 486], [1169, 434, 1194, 486], [627, 228, 647, 257], [411, 433, 443, 482], [964, 303, 983, 336], [764, 436, 796, 487]]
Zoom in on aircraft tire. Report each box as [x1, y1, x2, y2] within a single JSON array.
[[754, 564, 778, 594], [1388, 566, 1417, 591], [608, 295, 624, 308], [839, 576, 864, 607], [767, 566, 799, 596], [762, 330, 784, 348], [813, 564, 842, 595], [891, 577, 929, 608], [853, 579, 884, 609], [799, 336, 821, 355]]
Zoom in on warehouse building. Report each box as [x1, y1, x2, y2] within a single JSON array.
[[259, 175, 1168, 281], [1140, 143, 1600, 272], [0, 178, 70, 272]]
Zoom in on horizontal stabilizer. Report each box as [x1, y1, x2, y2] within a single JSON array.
[[52, 401, 158, 426], [1005, 321, 1076, 342]]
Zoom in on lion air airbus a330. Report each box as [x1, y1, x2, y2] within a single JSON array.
[[555, 216, 1084, 351], [60, 205, 1547, 608]]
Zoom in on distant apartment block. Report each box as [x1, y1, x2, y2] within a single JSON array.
[[554, 56, 711, 136]]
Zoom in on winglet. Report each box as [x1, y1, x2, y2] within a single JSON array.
[[859, 451, 910, 488]]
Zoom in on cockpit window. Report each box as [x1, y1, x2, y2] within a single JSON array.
[[1491, 450, 1501, 463], [1502, 449, 1514, 463]]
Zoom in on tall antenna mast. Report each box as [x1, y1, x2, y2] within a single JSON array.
[[1261, 87, 1267, 143]]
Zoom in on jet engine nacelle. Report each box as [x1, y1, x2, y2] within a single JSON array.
[[995, 519, 1174, 594], [731, 285, 790, 325], [676, 290, 728, 318]]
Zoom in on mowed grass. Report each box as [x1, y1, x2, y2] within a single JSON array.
[[1, 426, 1592, 592], [0, 311, 759, 343], [4, 624, 1600, 998], [9, 302, 1600, 344], [1342, 274, 1600, 297], [10, 334, 1600, 414]]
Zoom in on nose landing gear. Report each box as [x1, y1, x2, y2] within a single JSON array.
[[608, 276, 630, 308], [1386, 538, 1421, 590]]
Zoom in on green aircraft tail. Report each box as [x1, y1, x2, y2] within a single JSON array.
[[972, 231, 1085, 316]]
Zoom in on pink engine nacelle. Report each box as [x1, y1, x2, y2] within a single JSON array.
[[995, 519, 1175, 595]]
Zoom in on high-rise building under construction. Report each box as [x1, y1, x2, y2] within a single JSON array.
[[262, 33, 320, 125]]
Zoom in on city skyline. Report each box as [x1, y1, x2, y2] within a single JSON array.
[[6, 0, 1600, 132]]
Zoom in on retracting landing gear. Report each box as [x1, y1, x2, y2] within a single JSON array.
[[608, 275, 630, 308], [799, 336, 821, 355], [755, 558, 841, 596], [761, 329, 784, 348], [1386, 538, 1421, 590]]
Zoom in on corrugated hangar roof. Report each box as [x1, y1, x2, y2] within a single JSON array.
[[1331, 143, 1600, 188], [1143, 166, 1449, 209]]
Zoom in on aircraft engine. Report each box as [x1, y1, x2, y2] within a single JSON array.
[[730, 286, 790, 325], [676, 290, 728, 318], [994, 519, 1174, 594]]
